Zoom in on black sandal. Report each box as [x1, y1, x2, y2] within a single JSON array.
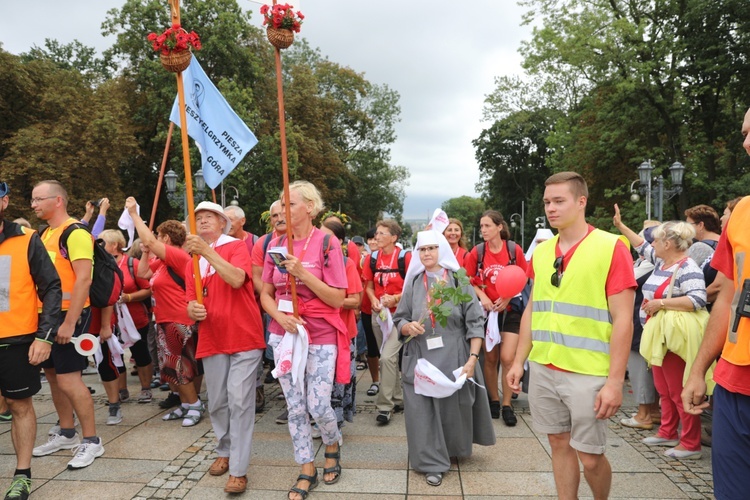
[[288, 470, 318, 500], [323, 444, 342, 485]]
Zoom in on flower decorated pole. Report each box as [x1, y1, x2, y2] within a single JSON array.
[[263, 1, 304, 317], [162, 0, 204, 302], [149, 122, 174, 231]]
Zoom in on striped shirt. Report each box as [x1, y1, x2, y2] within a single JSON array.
[[636, 242, 707, 326]]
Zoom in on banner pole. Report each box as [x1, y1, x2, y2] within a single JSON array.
[[150, 121, 174, 231], [272, 0, 298, 317], [170, 0, 203, 303]]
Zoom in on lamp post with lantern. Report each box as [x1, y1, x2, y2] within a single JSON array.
[[630, 160, 686, 221], [165, 168, 207, 220]]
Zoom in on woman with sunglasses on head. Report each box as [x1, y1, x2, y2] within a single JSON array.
[[464, 210, 527, 426]]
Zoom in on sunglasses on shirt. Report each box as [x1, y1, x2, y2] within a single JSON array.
[[550, 256, 563, 287]]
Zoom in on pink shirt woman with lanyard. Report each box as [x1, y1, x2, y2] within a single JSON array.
[[260, 181, 348, 500]]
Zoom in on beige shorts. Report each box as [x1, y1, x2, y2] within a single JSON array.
[[528, 361, 608, 455]]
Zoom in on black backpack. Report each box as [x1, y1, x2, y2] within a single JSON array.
[[59, 223, 124, 308], [474, 240, 530, 313], [369, 249, 408, 281]]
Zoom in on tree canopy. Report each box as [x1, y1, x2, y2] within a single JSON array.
[[475, 0, 750, 231], [0, 0, 406, 234]]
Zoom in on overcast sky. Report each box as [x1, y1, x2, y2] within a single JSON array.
[[0, 1, 531, 219]]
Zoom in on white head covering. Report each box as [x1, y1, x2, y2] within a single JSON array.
[[413, 230, 460, 275], [194, 201, 231, 235]]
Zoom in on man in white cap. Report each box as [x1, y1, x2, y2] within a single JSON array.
[[184, 201, 266, 494]]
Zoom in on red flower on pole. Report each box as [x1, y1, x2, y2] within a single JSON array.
[[146, 24, 201, 54], [260, 3, 304, 32]]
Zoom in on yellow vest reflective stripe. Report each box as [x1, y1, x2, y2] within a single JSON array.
[[529, 229, 622, 376], [721, 196, 750, 364], [0, 228, 39, 337]]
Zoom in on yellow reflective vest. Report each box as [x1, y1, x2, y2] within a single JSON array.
[[530, 229, 623, 376]]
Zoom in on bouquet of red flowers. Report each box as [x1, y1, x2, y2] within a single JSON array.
[[147, 24, 201, 54], [260, 3, 304, 33]]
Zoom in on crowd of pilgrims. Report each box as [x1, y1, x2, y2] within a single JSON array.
[[28, 178, 734, 497]]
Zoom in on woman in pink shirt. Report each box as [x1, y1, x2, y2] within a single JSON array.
[[260, 181, 349, 500]]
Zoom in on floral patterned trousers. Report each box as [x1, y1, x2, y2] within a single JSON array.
[[273, 339, 340, 464]]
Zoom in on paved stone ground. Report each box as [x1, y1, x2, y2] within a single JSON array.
[[0, 366, 715, 499]]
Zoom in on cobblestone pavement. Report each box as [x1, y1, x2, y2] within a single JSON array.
[[0, 370, 715, 499]]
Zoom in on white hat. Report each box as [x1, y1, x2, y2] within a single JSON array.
[[195, 201, 231, 235]]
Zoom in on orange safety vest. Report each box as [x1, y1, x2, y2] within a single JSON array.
[[40, 218, 90, 311], [0, 227, 39, 337], [720, 196, 750, 365]]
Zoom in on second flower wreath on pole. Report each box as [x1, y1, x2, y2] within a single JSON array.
[[261, 2, 304, 49]]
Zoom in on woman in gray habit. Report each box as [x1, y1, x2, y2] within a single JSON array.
[[394, 230, 496, 487]]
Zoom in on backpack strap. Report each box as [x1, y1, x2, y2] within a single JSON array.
[[397, 249, 407, 279], [322, 233, 332, 267], [370, 249, 407, 279], [475, 242, 485, 277], [127, 256, 142, 291], [506, 240, 517, 266], [262, 232, 274, 257], [58, 222, 91, 261], [167, 266, 186, 291]]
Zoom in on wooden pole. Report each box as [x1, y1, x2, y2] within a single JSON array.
[[150, 121, 174, 231], [272, 3, 298, 318], [211, 188, 217, 204], [169, 0, 203, 303]]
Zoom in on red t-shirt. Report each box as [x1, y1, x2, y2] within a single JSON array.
[[262, 229, 349, 344], [362, 248, 413, 311], [186, 239, 265, 358], [709, 230, 750, 395], [527, 228, 636, 297], [464, 240, 528, 303], [118, 256, 151, 329], [88, 307, 115, 334], [341, 256, 364, 339], [251, 232, 281, 268], [359, 252, 372, 315], [149, 245, 193, 325]]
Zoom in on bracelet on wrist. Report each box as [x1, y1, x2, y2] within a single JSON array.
[[470, 353, 480, 359]]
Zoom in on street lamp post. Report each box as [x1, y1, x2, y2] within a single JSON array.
[[220, 184, 240, 208], [165, 168, 206, 220], [634, 160, 685, 221], [509, 212, 524, 249]]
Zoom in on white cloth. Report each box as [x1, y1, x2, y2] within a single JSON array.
[[375, 308, 394, 354], [414, 358, 485, 399], [403, 230, 460, 287], [115, 303, 141, 348], [199, 234, 237, 278], [525, 228, 555, 260], [428, 209, 450, 234], [94, 336, 125, 368], [271, 324, 309, 389], [485, 311, 501, 351], [117, 204, 140, 251]]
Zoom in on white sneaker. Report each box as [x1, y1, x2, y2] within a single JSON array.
[[107, 407, 123, 425], [33, 433, 81, 456], [82, 365, 98, 375], [67, 440, 104, 469]]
